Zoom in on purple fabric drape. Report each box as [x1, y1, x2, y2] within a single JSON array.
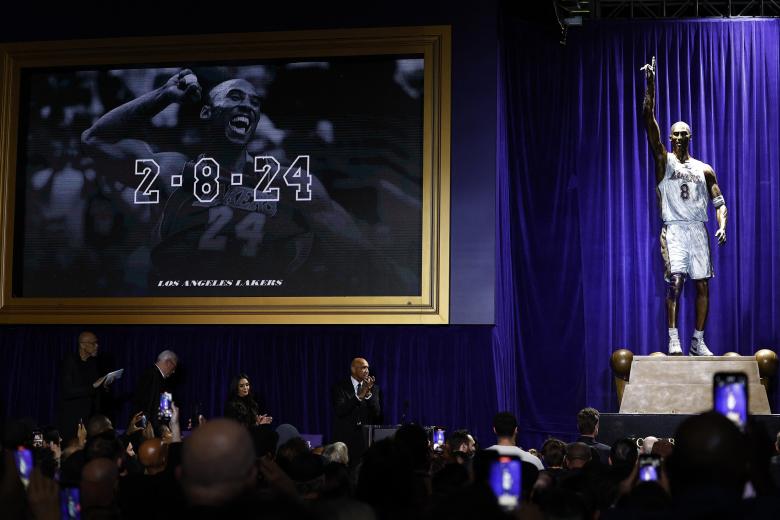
[[497, 18, 780, 446], [0, 325, 498, 444]]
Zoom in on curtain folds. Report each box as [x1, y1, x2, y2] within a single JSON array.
[[497, 18, 780, 446]]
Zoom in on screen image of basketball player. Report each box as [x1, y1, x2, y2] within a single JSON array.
[[13, 58, 424, 298]]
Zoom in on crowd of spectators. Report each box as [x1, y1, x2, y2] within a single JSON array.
[[3, 404, 780, 519]]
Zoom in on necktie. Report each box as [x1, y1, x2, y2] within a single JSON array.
[[356, 381, 362, 396]]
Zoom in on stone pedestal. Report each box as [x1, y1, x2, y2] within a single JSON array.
[[619, 356, 771, 415]]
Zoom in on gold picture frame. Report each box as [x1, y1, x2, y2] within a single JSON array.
[[0, 26, 450, 324]]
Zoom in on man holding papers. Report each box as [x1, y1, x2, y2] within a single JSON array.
[[58, 331, 118, 442]]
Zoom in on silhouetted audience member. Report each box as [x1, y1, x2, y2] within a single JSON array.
[[576, 407, 612, 465], [564, 442, 592, 470], [486, 412, 543, 470], [81, 458, 120, 518], [179, 418, 257, 511]]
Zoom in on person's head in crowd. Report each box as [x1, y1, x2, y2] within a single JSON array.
[[321, 442, 349, 466], [667, 411, 748, 496], [577, 407, 600, 437], [286, 452, 326, 498], [356, 438, 416, 515], [86, 415, 113, 438], [139, 438, 168, 475], [444, 430, 472, 464], [43, 427, 63, 464], [277, 437, 311, 473], [179, 418, 257, 507], [640, 435, 658, 455], [492, 412, 519, 445], [275, 423, 301, 452], [85, 432, 124, 465], [541, 438, 567, 469], [564, 442, 592, 470], [81, 458, 118, 510], [534, 487, 589, 520], [394, 423, 431, 471], [78, 331, 99, 361], [320, 462, 354, 500], [610, 437, 638, 467], [155, 350, 178, 378], [650, 438, 674, 459], [228, 373, 254, 400]]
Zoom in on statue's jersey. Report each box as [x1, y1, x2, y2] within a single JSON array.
[[658, 153, 709, 223], [150, 158, 313, 285]]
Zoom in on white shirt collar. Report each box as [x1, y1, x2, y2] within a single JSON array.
[[156, 363, 166, 379]]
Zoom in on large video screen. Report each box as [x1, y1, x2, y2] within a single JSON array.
[[13, 57, 424, 297]]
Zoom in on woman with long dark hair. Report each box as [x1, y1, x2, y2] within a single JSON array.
[[224, 373, 273, 428]]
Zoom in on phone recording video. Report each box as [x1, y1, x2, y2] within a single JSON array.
[[60, 487, 82, 520], [159, 392, 173, 421], [638, 454, 661, 482], [713, 372, 748, 431], [432, 428, 446, 452], [489, 455, 522, 511], [14, 447, 33, 489], [32, 430, 44, 448]]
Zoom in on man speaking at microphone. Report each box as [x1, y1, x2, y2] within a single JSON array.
[[332, 357, 382, 466]]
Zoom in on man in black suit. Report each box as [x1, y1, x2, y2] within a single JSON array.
[[332, 357, 382, 465], [132, 350, 178, 433], [575, 407, 611, 465], [59, 331, 113, 442]]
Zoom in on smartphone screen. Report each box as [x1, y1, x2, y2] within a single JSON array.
[[638, 454, 660, 482], [432, 428, 445, 452], [60, 488, 82, 520], [713, 372, 748, 430], [14, 447, 33, 489], [159, 392, 173, 419], [489, 456, 521, 510]]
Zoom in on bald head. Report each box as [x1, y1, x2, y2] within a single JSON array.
[[78, 331, 99, 359], [670, 121, 691, 135], [668, 412, 748, 493], [180, 419, 257, 506], [139, 438, 168, 475], [350, 358, 370, 381], [81, 458, 118, 508]]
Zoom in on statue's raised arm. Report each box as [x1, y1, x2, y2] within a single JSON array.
[[641, 56, 667, 184]]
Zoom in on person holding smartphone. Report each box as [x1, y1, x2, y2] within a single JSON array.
[[132, 350, 178, 433]]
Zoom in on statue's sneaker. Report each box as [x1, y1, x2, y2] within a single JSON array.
[[689, 338, 714, 356], [668, 338, 683, 356]]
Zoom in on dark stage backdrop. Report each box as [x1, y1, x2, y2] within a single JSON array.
[[0, 325, 497, 445], [497, 18, 780, 444]]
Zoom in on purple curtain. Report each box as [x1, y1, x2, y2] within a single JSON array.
[[497, 18, 780, 446], [0, 325, 497, 444]]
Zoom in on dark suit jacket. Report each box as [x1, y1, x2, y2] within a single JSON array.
[[331, 378, 382, 459], [132, 365, 167, 430], [577, 435, 611, 465], [59, 352, 99, 442]]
